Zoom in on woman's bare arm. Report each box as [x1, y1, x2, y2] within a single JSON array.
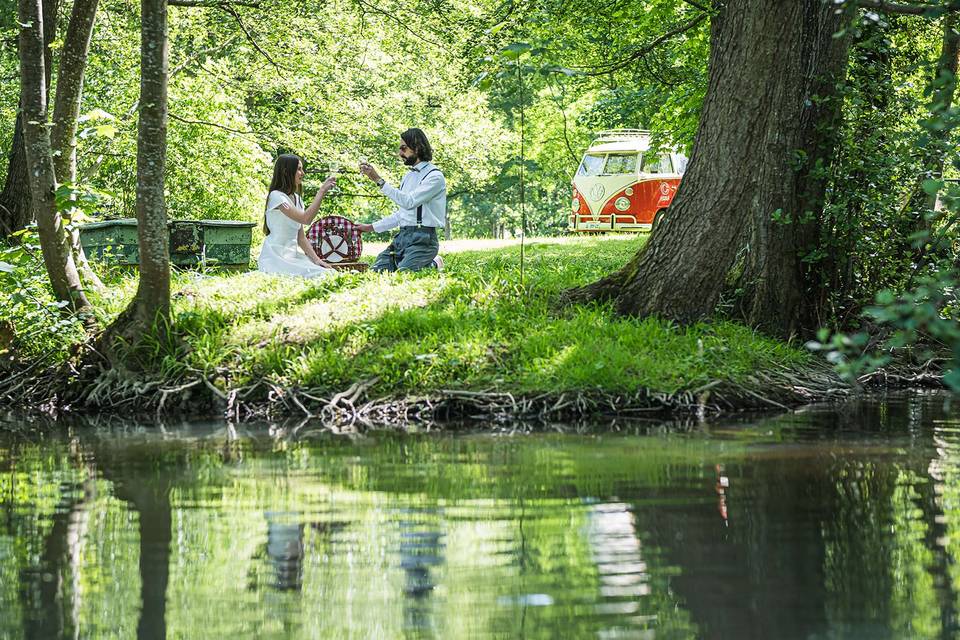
[[277, 176, 337, 225], [298, 227, 332, 268]]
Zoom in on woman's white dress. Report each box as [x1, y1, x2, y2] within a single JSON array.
[[257, 191, 334, 278]]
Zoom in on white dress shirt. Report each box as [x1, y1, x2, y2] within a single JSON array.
[[371, 161, 447, 233]]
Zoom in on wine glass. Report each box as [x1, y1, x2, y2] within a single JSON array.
[[328, 161, 341, 195]]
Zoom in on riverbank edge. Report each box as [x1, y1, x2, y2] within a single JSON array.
[[0, 355, 879, 426]]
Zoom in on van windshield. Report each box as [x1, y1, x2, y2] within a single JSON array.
[[577, 154, 605, 176], [604, 154, 638, 175]]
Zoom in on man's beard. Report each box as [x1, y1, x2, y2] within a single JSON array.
[[402, 155, 419, 167]]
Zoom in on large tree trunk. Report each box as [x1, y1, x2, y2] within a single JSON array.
[[0, 0, 59, 236], [567, 0, 851, 338], [102, 0, 170, 364], [17, 0, 92, 312]]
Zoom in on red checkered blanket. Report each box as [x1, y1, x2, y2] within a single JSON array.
[[306, 216, 363, 264]]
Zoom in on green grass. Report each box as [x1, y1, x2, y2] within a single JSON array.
[[93, 235, 809, 397], [13, 235, 812, 398]]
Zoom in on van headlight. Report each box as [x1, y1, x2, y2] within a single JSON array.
[[614, 197, 631, 211], [572, 198, 580, 212]]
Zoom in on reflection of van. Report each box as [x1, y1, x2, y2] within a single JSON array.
[[569, 129, 686, 232]]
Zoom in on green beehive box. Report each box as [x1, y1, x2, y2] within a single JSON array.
[[199, 220, 256, 268], [78, 218, 140, 266], [79, 218, 255, 270]]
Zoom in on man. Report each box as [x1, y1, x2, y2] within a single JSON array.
[[357, 128, 446, 272]]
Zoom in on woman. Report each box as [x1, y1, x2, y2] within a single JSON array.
[[258, 154, 336, 277]]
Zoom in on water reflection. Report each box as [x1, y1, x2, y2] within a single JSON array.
[[0, 393, 958, 638], [264, 512, 305, 592], [396, 507, 444, 636]]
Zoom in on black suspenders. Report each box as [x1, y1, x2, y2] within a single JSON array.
[[415, 168, 440, 227]]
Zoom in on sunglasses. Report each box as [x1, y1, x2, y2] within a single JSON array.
[[399, 144, 410, 152]]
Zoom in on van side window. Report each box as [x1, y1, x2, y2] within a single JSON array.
[[673, 154, 688, 174], [642, 153, 673, 174], [604, 153, 638, 175], [577, 154, 605, 176], [659, 155, 674, 173]]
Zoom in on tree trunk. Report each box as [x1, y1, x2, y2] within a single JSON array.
[[50, 0, 105, 291], [102, 0, 170, 363], [0, 117, 32, 236], [0, 0, 59, 236], [566, 0, 851, 338], [17, 0, 92, 313], [50, 0, 99, 183]]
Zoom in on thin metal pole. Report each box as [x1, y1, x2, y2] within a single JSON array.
[[518, 56, 525, 286]]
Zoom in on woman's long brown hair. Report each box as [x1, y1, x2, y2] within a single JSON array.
[[263, 154, 302, 235]]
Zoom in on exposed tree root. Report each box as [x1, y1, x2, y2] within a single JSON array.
[[0, 353, 871, 429]]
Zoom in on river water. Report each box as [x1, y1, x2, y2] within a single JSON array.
[[1, 392, 958, 639]]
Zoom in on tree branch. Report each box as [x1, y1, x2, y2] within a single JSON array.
[[168, 112, 259, 137], [855, 0, 946, 15], [574, 13, 708, 77], [547, 80, 579, 166], [219, 4, 285, 76], [681, 0, 711, 11], [169, 0, 260, 6], [352, 0, 444, 48]]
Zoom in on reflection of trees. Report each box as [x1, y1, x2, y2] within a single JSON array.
[[4, 438, 97, 640], [4, 396, 960, 639], [19, 489, 77, 638], [628, 395, 959, 640], [396, 507, 444, 638], [98, 447, 178, 640]]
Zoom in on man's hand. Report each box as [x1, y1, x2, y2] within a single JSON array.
[[356, 223, 375, 233], [358, 162, 381, 184]]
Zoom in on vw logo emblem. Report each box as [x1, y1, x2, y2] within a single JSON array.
[[659, 182, 671, 196], [590, 184, 605, 200]]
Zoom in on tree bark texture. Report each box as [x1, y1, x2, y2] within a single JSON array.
[[134, 0, 171, 325], [104, 0, 170, 361], [567, 0, 851, 338], [50, 0, 105, 292], [0, 118, 32, 235], [0, 0, 59, 236], [50, 0, 100, 183], [17, 0, 92, 312]]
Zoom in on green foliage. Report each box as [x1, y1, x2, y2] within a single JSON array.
[[818, 17, 948, 309], [0, 231, 87, 359], [810, 271, 960, 391], [812, 13, 960, 391]]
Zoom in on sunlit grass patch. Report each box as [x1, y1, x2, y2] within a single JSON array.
[[165, 235, 809, 395], [4, 234, 812, 399]]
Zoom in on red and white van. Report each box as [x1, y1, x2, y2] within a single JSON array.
[[569, 129, 686, 232]]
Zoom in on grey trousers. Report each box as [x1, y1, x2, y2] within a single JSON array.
[[371, 227, 439, 272]]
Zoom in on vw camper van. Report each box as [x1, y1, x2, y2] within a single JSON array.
[[569, 129, 686, 232]]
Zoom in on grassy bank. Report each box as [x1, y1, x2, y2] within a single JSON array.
[[2, 235, 838, 421]]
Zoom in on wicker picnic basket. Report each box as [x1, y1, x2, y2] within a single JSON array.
[[306, 216, 368, 272]]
